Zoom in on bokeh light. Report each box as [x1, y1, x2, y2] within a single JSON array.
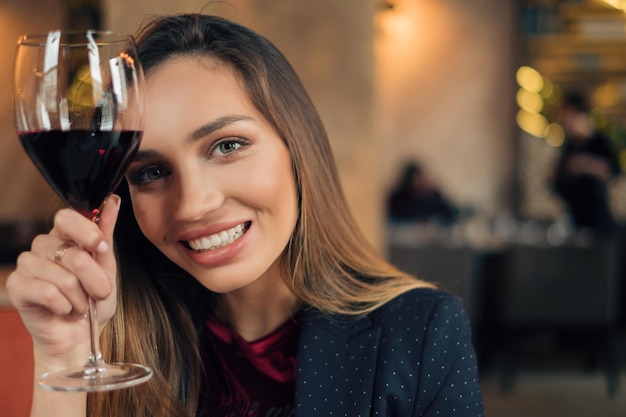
[[544, 123, 565, 147], [516, 88, 544, 113], [516, 66, 544, 93], [517, 108, 548, 138]]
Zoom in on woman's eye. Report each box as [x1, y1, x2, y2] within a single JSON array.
[[215, 139, 243, 156], [128, 165, 171, 186]]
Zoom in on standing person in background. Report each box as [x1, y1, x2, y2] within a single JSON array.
[[387, 161, 459, 225], [552, 91, 621, 236], [7, 14, 484, 417]]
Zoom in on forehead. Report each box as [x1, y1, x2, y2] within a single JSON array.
[[143, 56, 256, 120], [137, 55, 287, 156], [145, 55, 237, 87]]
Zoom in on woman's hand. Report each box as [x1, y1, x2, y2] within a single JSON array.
[[5, 195, 121, 368]]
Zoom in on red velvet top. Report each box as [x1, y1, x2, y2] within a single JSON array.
[[198, 314, 300, 417]]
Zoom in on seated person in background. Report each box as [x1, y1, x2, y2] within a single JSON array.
[[387, 161, 458, 225], [552, 91, 622, 236]]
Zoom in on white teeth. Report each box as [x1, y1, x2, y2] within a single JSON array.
[[187, 224, 246, 252]]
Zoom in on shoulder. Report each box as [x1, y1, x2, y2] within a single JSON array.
[[366, 288, 474, 361], [370, 287, 468, 328], [372, 288, 482, 415], [302, 287, 472, 360], [296, 288, 483, 416], [299, 287, 468, 338]]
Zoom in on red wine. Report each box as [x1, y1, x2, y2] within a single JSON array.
[[19, 130, 142, 219]]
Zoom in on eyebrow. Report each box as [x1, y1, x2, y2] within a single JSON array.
[[132, 149, 161, 162], [132, 114, 253, 162], [187, 114, 253, 143]]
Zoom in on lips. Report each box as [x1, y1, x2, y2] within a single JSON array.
[[186, 222, 250, 252]]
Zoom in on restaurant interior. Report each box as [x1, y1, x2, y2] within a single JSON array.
[[1, 0, 626, 416]]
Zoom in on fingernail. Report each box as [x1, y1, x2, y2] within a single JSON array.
[[96, 240, 109, 254], [110, 194, 121, 209]]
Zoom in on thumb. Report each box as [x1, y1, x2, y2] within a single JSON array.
[[98, 194, 122, 242], [94, 194, 121, 276]]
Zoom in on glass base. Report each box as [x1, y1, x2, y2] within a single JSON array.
[[39, 363, 153, 392]]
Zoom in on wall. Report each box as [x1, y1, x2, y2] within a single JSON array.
[[377, 0, 516, 214], [0, 0, 65, 224]]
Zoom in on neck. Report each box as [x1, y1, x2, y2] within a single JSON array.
[[217, 273, 300, 342]]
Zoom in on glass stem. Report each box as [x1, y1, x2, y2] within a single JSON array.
[[86, 212, 104, 368], [86, 297, 104, 368]]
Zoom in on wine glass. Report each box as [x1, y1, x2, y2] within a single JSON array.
[[13, 30, 152, 392]]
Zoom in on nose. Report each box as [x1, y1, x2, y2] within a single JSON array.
[[172, 167, 224, 222]]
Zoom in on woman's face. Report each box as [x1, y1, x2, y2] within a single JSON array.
[[126, 57, 299, 294]]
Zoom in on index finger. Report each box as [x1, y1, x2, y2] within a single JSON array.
[[52, 209, 109, 255]]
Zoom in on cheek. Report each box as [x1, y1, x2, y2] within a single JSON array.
[[130, 194, 163, 244], [253, 152, 298, 216], [277, 174, 299, 216], [272, 171, 299, 236]]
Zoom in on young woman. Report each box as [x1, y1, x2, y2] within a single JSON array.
[[7, 14, 484, 417]]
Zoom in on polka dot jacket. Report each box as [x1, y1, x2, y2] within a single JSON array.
[[294, 288, 484, 416]]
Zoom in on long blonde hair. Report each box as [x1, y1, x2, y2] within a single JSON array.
[[89, 14, 433, 417]]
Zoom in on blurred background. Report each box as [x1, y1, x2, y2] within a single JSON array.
[[1, 0, 626, 416]]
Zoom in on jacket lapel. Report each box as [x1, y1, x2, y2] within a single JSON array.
[[294, 309, 382, 417]]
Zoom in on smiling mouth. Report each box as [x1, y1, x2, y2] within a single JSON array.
[[185, 222, 251, 252]]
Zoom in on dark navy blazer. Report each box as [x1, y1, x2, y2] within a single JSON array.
[[294, 288, 484, 416]]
